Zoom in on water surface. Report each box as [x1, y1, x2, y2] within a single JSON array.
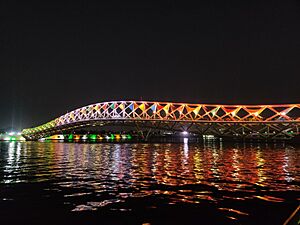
[[0, 141, 299, 224]]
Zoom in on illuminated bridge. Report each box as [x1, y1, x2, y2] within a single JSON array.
[[22, 101, 300, 141]]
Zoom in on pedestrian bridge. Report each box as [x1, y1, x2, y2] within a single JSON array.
[[22, 101, 300, 140]]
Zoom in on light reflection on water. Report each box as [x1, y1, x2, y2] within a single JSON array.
[[0, 141, 299, 223]]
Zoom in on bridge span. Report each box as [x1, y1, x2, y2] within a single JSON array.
[[22, 101, 300, 141]]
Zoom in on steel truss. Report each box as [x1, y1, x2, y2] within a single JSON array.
[[22, 101, 300, 140]]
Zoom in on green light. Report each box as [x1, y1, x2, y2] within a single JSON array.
[[127, 134, 132, 140], [110, 134, 115, 140], [68, 134, 73, 140], [89, 134, 97, 140], [10, 137, 16, 141]]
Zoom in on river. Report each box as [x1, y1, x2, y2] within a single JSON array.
[[0, 140, 299, 224]]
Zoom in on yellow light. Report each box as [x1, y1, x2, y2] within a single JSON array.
[[74, 135, 80, 140], [97, 135, 103, 140]]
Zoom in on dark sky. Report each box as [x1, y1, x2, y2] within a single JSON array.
[[1, 0, 300, 130]]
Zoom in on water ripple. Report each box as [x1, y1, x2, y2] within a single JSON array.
[[0, 141, 299, 224]]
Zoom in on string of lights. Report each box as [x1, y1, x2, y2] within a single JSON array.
[[22, 101, 300, 140]]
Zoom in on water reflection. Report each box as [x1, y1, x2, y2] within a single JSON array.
[[0, 141, 299, 220]]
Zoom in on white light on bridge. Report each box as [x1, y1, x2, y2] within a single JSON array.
[[82, 135, 88, 140], [182, 131, 189, 135], [203, 135, 215, 140]]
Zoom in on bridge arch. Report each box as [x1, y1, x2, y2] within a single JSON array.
[[22, 101, 300, 140]]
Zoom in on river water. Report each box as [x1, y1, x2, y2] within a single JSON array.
[[0, 140, 299, 225]]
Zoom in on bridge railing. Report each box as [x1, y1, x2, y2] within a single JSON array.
[[22, 101, 300, 138]]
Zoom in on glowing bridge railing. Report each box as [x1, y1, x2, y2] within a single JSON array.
[[22, 101, 300, 140]]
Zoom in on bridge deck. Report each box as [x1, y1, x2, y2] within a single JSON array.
[[22, 101, 300, 140]]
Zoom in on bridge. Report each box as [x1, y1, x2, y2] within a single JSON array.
[[22, 101, 300, 141]]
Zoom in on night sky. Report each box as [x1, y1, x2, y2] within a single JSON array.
[[1, 0, 300, 130]]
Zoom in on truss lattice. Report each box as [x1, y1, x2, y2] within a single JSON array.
[[22, 101, 300, 140]]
